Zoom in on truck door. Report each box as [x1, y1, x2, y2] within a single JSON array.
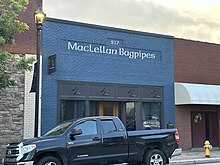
[[67, 119, 102, 165], [100, 118, 128, 164]]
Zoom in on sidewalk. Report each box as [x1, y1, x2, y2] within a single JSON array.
[[169, 148, 220, 165]]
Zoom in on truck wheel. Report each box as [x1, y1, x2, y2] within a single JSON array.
[[36, 156, 61, 165], [144, 149, 166, 165]]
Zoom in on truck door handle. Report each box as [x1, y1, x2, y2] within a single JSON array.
[[93, 137, 101, 141]]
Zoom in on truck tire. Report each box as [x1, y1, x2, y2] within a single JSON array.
[[36, 156, 61, 165], [143, 149, 166, 165]]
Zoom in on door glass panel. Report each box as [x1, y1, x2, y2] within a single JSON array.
[[101, 120, 117, 134], [75, 120, 97, 135], [142, 102, 161, 129], [99, 102, 118, 116], [60, 100, 85, 122], [126, 102, 136, 131], [103, 107, 114, 116]]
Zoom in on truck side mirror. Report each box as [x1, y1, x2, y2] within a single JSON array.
[[70, 128, 82, 137]]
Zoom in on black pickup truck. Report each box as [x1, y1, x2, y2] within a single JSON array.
[[3, 116, 179, 165]]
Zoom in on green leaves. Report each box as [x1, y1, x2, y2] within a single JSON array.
[[16, 56, 35, 71], [9, 0, 28, 12], [1, 0, 29, 13], [0, 50, 13, 91], [0, 0, 29, 47], [0, 0, 34, 91], [0, 50, 36, 91]]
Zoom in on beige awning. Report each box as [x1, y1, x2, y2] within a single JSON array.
[[175, 83, 220, 105]]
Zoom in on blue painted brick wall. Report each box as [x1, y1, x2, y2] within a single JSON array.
[[42, 18, 174, 134]]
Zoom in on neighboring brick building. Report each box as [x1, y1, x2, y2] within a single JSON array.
[[174, 38, 220, 150], [174, 39, 220, 85], [0, 0, 42, 162]]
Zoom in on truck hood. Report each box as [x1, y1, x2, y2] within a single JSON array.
[[20, 136, 66, 152], [22, 136, 62, 145], [20, 135, 66, 153]]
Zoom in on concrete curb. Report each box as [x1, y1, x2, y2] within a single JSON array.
[[170, 157, 220, 165]]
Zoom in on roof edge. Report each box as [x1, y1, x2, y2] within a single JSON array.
[[45, 17, 174, 40]]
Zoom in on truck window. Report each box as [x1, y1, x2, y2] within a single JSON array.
[[43, 121, 73, 137], [113, 118, 126, 131], [75, 120, 97, 135], [101, 120, 117, 134]]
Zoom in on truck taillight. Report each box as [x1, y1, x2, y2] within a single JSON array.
[[175, 131, 180, 143]]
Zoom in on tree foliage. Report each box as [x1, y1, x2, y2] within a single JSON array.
[[0, 0, 35, 91]]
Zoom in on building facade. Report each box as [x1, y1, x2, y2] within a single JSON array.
[[174, 38, 220, 150], [41, 18, 175, 134]]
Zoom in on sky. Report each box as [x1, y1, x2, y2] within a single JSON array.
[[43, 0, 220, 44]]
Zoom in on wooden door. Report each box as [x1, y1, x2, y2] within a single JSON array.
[[191, 111, 219, 147], [191, 112, 205, 147], [99, 102, 118, 116]]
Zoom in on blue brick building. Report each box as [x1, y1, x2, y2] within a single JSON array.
[[42, 18, 174, 134]]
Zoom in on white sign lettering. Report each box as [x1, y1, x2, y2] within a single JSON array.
[[67, 42, 157, 60]]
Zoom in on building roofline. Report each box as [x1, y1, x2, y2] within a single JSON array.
[[174, 37, 220, 45], [46, 17, 174, 40]]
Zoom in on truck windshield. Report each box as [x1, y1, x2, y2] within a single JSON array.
[[43, 121, 74, 137]]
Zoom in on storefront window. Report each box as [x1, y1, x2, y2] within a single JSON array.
[[126, 102, 136, 131], [60, 100, 85, 122], [142, 102, 161, 129]]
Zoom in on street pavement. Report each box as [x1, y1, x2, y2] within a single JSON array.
[[169, 148, 220, 165]]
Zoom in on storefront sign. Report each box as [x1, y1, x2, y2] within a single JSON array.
[[48, 54, 56, 74], [65, 40, 161, 61]]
